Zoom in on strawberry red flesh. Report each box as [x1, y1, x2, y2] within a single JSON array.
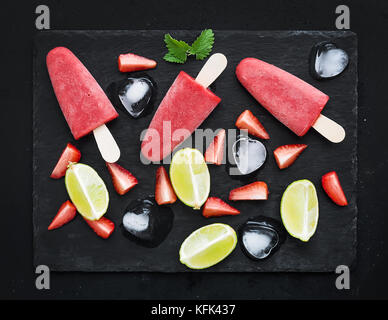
[[106, 162, 138, 195], [50, 143, 81, 179], [273, 144, 307, 169], [204, 129, 226, 165], [229, 181, 268, 200], [118, 53, 157, 72], [155, 166, 177, 205], [48, 200, 77, 230], [202, 197, 240, 218], [322, 171, 348, 206], [84, 217, 115, 239], [235, 109, 270, 139]]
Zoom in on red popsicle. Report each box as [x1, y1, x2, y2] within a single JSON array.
[[46, 47, 118, 140], [236, 58, 341, 139], [141, 54, 227, 162]]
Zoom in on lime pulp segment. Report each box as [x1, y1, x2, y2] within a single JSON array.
[[65, 163, 109, 220], [280, 179, 319, 242], [170, 148, 210, 209], [179, 223, 237, 269]]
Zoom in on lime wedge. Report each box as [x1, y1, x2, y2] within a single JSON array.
[[65, 163, 109, 220], [170, 148, 210, 209], [179, 223, 237, 269], [280, 179, 319, 242]]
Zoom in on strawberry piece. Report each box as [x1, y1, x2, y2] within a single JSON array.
[[322, 171, 348, 206], [84, 217, 115, 239], [50, 143, 81, 179], [229, 181, 268, 200], [48, 200, 77, 230], [106, 162, 138, 195], [155, 166, 177, 205], [273, 144, 308, 169], [202, 197, 240, 218], [118, 53, 157, 72], [235, 110, 270, 139], [204, 129, 226, 165]]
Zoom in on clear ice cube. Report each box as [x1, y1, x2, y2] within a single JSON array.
[[232, 135, 266, 176], [242, 229, 278, 259], [122, 197, 173, 248], [310, 42, 349, 80], [239, 216, 287, 261], [109, 75, 155, 118]]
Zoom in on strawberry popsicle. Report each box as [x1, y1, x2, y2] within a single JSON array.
[[141, 71, 221, 161], [236, 58, 329, 137], [46, 47, 118, 140]]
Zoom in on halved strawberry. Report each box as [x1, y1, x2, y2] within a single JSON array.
[[48, 200, 77, 230], [84, 217, 115, 239], [202, 197, 240, 218], [229, 181, 268, 200], [235, 110, 270, 139], [50, 143, 81, 179], [204, 129, 226, 165], [273, 144, 308, 169], [322, 171, 348, 206], [155, 166, 177, 205], [118, 53, 157, 72], [106, 162, 138, 195]]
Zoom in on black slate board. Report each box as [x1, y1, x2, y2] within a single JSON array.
[[33, 30, 357, 272]]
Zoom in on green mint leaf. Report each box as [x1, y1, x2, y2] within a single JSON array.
[[163, 34, 191, 63], [189, 29, 215, 60], [163, 52, 185, 64]]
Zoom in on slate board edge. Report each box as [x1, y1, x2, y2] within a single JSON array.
[[32, 30, 358, 272]]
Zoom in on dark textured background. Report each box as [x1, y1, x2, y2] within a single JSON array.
[[33, 30, 357, 272], [1, 0, 387, 299]]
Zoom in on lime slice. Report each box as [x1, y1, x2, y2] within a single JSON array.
[[170, 148, 210, 209], [65, 163, 109, 220], [280, 179, 319, 242], [179, 223, 237, 269]]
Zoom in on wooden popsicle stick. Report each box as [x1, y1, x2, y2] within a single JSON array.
[[195, 53, 228, 88], [93, 124, 121, 163], [312, 114, 346, 143]]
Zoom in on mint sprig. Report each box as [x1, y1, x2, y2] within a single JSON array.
[[163, 29, 215, 64], [188, 29, 215, 60]]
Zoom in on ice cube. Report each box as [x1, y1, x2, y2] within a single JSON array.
[[231, 135, 266, 176], [242, 230, 278, 259], [108, 75, 156, 118], [122, 197, 174, 248], [310, 42, 349, 80], [238, 216, 287, 260]]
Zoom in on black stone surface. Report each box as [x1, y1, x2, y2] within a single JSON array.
[[32, 30, 357, 272], [4, 0, 388, 300]]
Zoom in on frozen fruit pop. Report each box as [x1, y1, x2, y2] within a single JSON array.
[[47, 47, 118, 140], [236, 58, 345, 142], [141, 54, 227, 161]]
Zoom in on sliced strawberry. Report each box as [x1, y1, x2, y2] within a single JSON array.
[[50, 143, 81, 179], [155, 166, 177, 205], [229, 181, 268, 200], [118, 53, 157, 72], [84, 217, 115, 239], [204, 129, 226, 165], [106, 162, 138, 195], [273, 144, 308, 169], [235, 110, 270, 139], [48, 200, 77, 230], [322, 171, 348, 206], [202, 197, 240, 218]]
